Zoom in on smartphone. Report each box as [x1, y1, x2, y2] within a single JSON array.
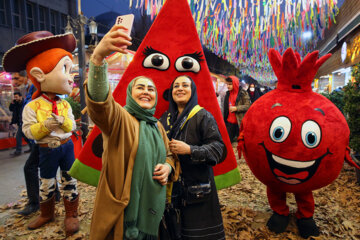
[[115, 14, 134, 36]]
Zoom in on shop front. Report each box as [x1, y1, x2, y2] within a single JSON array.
[[315, 30, 360, 93], [0, 72, 29, 150]]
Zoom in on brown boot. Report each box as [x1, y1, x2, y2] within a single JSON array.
[[63, 195, 79, 237], [28, 195, 55, 230]]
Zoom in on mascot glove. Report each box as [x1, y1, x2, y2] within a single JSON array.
[[237, 131, 245, 159], [44, 117, 59, 132], [51, 113, 65, 125], [345, 146, 360, 170]]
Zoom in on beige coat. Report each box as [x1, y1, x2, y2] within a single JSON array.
[[85, 84, 179, 240]]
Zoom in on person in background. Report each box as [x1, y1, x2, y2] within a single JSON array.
[[259, 86, 268, 95], [17, 84, 39, 215], [274, 80, 278, 89], [11, 71, 30, 98], [9, 91, 30, 156], [223, 76, 250, 142], [215, 78, 227, 115], [160, 75, 226, 240], [247, 83, 262, 104]]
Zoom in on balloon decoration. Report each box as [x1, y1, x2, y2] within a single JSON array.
[[130, 0, 341, 84]]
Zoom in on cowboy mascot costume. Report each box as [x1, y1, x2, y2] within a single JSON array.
[[2, 31, 80, 237]]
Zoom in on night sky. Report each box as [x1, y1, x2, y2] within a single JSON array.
[[81, 0, 131, 17]]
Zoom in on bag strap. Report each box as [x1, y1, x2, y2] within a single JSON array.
[[180, 105, 203, 130]]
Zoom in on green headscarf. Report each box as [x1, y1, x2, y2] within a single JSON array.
[[123, 77, 167, 240]]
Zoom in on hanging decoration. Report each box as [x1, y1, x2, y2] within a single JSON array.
[[130, 0, 341, 84]]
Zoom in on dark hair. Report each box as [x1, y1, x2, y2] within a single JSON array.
[[14, 92, 22, 97], [163, 88, 170, 102], [173, 75, 193, 82], [18, 70, 27, 77], [225, 77, 233, 83], [12, 71, 27, 77]]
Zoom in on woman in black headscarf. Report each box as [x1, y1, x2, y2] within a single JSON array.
[[160, 75, 226, 240], [247, 83, 262, 103]]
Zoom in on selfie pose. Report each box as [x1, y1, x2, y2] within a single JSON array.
[[85, 24, 178, 240]]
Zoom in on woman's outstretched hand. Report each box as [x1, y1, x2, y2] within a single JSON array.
[[169, 139, 191, 155], [91, 25, 132, 65], [153, 164, 171, 185]]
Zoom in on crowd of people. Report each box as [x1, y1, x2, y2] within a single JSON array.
[[8, 71, 32, 156], [213, 75, 271, 142]]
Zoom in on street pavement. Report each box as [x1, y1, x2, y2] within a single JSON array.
[[0, 147, 30, 205]]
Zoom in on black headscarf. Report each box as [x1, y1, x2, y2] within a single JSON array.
[[163, 76, 198, 139]]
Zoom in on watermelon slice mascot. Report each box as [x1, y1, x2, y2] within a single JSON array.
[[238, 48, 360, 238], [70, 0, 240, 189]]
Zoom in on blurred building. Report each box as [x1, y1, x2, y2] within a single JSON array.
[[0, 0, 77, 66], [0, 0, 76, 146], [315, 0, 360, 93]]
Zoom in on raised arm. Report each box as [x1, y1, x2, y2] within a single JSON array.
[[85, 25, 132, 135], [88, 24, 132, 101]]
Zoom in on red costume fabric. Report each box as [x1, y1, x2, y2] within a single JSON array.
[[239, 48, 360, 220], [71, 0, 240, 189]]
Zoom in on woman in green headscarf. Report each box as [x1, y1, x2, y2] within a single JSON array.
[[85, 25, 179, 240]]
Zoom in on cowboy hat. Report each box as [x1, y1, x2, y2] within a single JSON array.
[[2, 31, 76, 72]]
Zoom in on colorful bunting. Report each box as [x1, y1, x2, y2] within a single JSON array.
[[130, 0, 340, 84]]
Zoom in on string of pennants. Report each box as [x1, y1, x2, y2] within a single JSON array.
[[129, 0, 340, 84]]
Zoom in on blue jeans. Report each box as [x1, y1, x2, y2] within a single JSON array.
[[24, 142, 39, 205], [15, 125, 30, 153], [39, 140, 75, 179]]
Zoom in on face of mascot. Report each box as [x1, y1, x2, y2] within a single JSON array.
[[37, 56, 74, 95], [242, 48, 350, 193]]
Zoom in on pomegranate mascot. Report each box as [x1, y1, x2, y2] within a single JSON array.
[[2, 31, 80, 237], [238, 48, 360, 238]]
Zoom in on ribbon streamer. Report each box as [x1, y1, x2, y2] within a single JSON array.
[[129, 0, 340, 84]]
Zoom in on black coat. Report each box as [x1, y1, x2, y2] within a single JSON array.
[[9, 100, 24, 126], [247, 88, 262, 103], [160, 109, 226, 240]]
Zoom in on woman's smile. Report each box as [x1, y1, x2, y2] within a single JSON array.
[[139, 96, 151, 101], [132, 77, 156, 109], [172, 76, 192, 105]]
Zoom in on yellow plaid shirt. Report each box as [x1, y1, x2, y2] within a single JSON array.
[[22, 95, 75, 144]]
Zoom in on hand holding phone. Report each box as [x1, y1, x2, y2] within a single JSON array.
[[115, 14, 134, 36], [92, 14, 133, 62]]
